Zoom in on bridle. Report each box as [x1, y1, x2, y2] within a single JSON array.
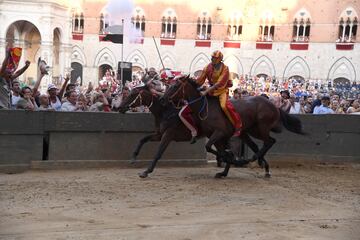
[[168, 79, 186, 109], [168, 78, 208, 120], [128, 89, 154, 109]]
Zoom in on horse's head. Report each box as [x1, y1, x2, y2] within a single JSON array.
[[118, 85, 153, 113], [162, 75, 199, 107]]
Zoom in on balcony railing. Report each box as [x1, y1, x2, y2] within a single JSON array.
[[160, 32, 176, 39]]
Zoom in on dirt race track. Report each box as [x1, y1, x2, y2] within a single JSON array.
[[0, 162, 360, 240]]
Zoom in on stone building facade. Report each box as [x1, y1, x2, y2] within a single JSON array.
[[0, 0, 359, 89]]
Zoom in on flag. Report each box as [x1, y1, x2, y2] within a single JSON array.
[[103, 25, 123, 44], [6, 47, 22, 73], [103, 34, 123, 44]]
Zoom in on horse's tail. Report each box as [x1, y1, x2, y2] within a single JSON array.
[[279, 109, 306, 135]]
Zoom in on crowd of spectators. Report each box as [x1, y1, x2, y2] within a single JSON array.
[[230, 75, 360, 114], [1, 47, 359, 115]]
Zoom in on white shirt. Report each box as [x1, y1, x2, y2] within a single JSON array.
[[60, 101, 77, 112], [50, 96, 62, 111], [289, 102, 302, 114], [313, 105, 334, 114], [11, 94, 21, 109]]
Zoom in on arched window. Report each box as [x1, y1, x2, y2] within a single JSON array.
[[227, 12, 242, 40], [196, 11, 212, 40], [292, 9, 311, 42], [161, 9, 177, 39], [131, 7, 146, 37], [72, 12, 84, 33], [99, 13, 110, 34], [338, 8, 358, 42], [258, 12, 274, 42]]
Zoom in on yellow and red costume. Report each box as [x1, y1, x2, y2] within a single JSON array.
[[179, 51, 242, 142], [196, 60, 242, 132]]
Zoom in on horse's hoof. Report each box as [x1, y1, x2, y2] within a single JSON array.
[[139, 172, 148, 178], [258, 160, 264, 168], [215, 172, 225, 178], [265, 173, 271, 178], [130, 158, 136, 164]]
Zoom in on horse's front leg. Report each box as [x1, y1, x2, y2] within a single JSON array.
[[131, 133, 161, 164], [139, 129, 174, 178], [215, 162, 231, 178]]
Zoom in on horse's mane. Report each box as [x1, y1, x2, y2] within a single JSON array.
[[184, 76, 199, 90]]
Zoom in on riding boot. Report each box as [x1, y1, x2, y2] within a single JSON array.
[[190, 136, 197, 144]]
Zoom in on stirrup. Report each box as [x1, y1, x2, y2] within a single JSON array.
[[190, 136, 197, 144]]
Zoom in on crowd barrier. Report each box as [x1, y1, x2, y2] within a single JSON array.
[[0, 111, 359, 173], [0, 111, 206, 173]]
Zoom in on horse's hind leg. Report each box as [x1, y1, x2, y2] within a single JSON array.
[[241, 134, 260, 163], [261, 157, 271, 178], [257, 136, 276, 177], [132, 133, 161, 163], [214, 142, 226, 167]]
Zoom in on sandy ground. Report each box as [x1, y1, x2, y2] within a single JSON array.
[[0, 162, 359, 240]]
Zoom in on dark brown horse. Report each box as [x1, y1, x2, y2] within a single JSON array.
[[118, 85, 231, 178], [162, 76, 306, 178]]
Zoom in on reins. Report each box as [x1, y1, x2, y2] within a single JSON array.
[[170, 79, 208, 120], [128, 90, 154, 109], [168, 81, 185, 109]]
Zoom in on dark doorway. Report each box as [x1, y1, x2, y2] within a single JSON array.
[[71, 62, 83, 85]]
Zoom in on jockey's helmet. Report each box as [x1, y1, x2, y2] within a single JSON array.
[[211, 50, 223, 64]]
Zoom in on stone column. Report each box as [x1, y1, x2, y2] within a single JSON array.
[[296, 24, 300, 41], [348, 24, 353, 42]]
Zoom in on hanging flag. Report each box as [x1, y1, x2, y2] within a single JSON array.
[[103, 25, 123, 44], [6, 47, 22, 73]]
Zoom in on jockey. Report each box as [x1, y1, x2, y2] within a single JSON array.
[[143, 68, 165, 96], [179, 50, 242, 144]]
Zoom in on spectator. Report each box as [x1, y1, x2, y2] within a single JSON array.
[[330, 100, 341, 114], [89, 91, 111, 112], [260, 93, 269, 99], [37, 94, 54, 111], [20, 86, 37, 111], [16, 98, 32, 110], [60, 90, 79, 111], [240, 90, 249, 98], [231, 89, 241, 100], [303, 98, 313, 114], [310, 94, 322, 113], [289, 95, 304, 114], [280, 90, 291, 113], [77, 94, 89, 112], [48, 74, 70, 111], [313, 96, 334, 114], [0, 48, 30, 109], [10, 80, 22, 109], [346, 99, 360, 114], [31, 60, 48, 107]]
